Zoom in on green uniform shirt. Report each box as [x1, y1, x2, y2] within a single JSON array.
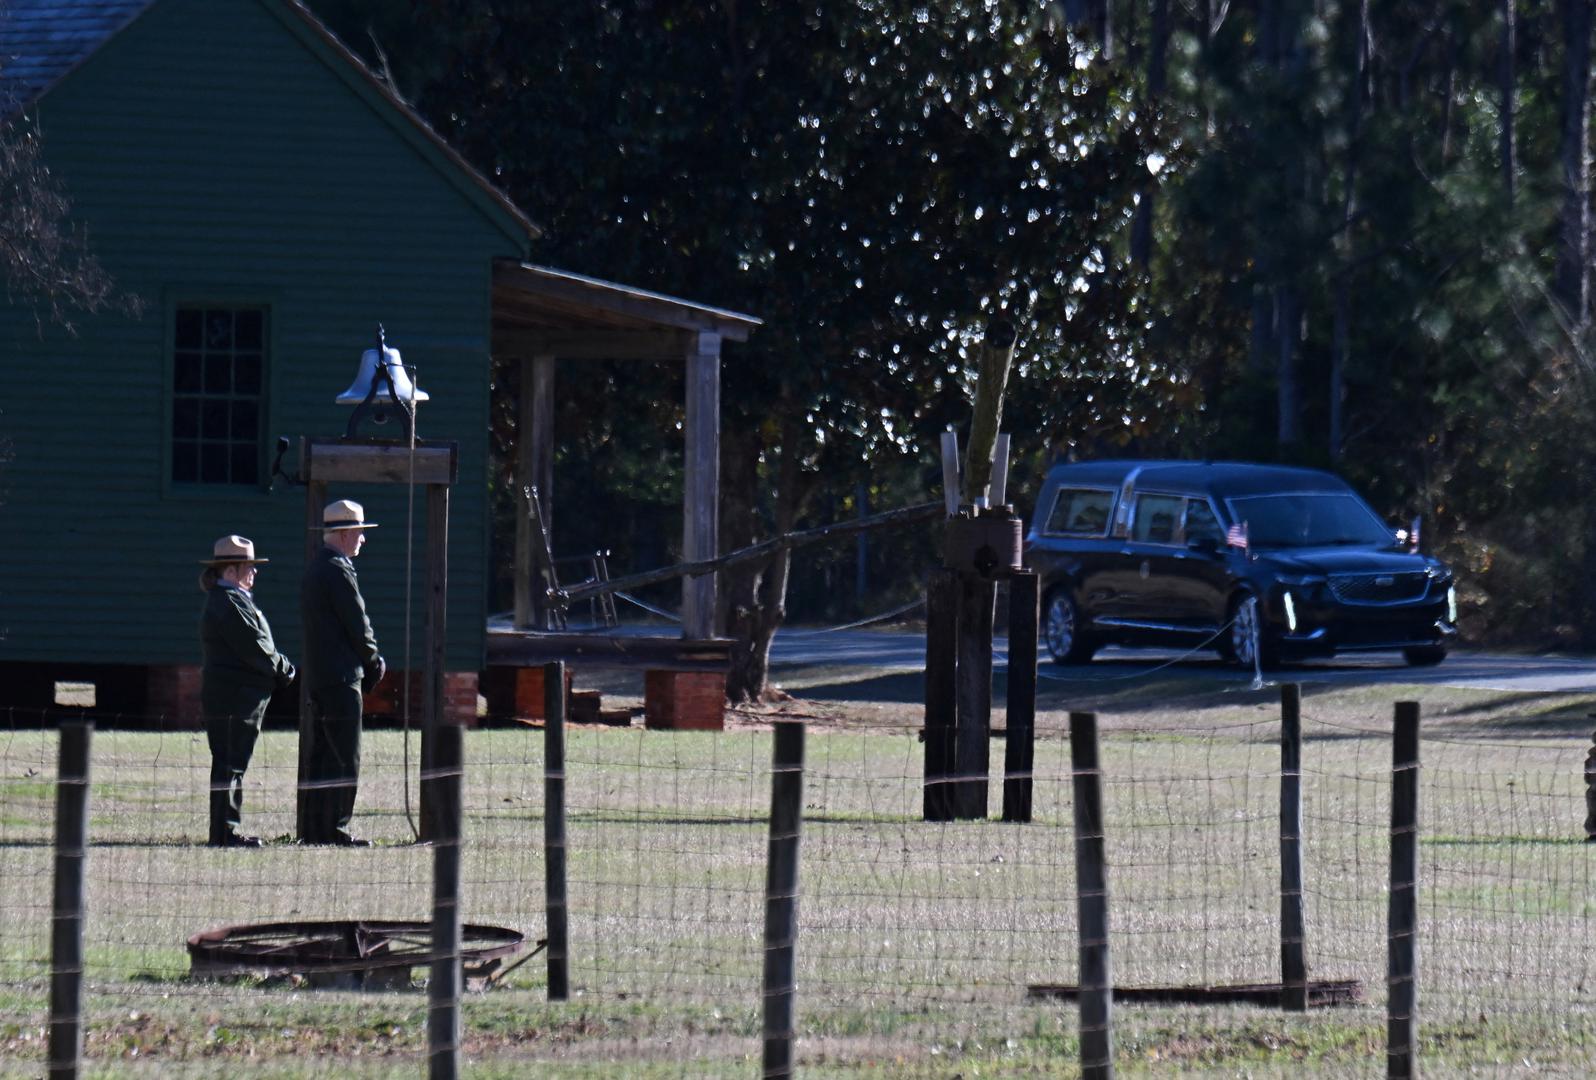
[[200, 583, 294, 694], [300, 545, 381, 691]]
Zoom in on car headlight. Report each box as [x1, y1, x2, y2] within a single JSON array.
[[1425, 562, 1449, 579], [1275, 574, 1325, 587]]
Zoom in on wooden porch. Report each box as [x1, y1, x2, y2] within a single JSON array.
[[488, 260, 759, 724]]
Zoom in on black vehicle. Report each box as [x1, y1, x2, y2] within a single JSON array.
[[1025, 460, 1457, 667]]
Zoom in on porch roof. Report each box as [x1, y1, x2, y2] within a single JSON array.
[[492, 259, 760, 360]]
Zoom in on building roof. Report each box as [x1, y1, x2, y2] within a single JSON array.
[[0, 0, 153, 113], [0, 0, 538, 243], [492, 260, 762, 360]]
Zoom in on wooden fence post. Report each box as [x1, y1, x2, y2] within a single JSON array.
[[49, 720, 92, 1080], [1388, 701, 1420, 1078], [544, 661, 570, 1001], [1279, 683, 1307, 1012], [763, 722, 805, 1079], [954, 575, 995, 819], [923, 570, 958, 821], [1070, 711, 1113, 1079], [426, 723, 463, 1080], [1003, 571, 1039, 823]]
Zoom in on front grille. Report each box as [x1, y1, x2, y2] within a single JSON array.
[[1327, 571, 1430, 606]]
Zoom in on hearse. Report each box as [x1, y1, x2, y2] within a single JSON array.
[[1024, 461, 1457, 667]]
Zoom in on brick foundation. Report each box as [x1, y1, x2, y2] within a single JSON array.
[[644, 670, 726, 731], [146, 664, 203, 730], [363, 670, 479, 726], [480, 666, 573, 720]]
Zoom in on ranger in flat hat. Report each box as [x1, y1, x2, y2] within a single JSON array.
[[299, 500, 385, 845], [199, 535, 296, 848]]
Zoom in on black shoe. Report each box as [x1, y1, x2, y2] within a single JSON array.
[[210, 833, 263, 848], [328, 831, 371, 847]]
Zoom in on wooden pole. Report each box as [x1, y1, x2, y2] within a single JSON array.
[[1070, 711, 1114, 1080], [990, 433, 1012, 508], [1279, 683, 1308, 1011], [515, 354, 555, 629], [954, 575, 995, 820], [940, 431, 961, 516], [544, 661, 570, 1001], [1003, 572, 1039, 823], [682, 331, 722, 639], [1388, 701, 1420, 1078], [420, 484, 450, 842], [297, 475, 327, 841], [49, 720, 91, 1080], [762, 722, 805, 1079], [923, 569, 958, 821], [426, 724, 463, 1080]]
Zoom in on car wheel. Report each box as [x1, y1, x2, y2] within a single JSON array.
[[1229, 593, 1279, 670], [1403, 645, 1448, 667], [1043, 589, 1096, 665]]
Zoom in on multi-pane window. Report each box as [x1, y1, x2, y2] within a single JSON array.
[[171, 306, 265, 486]]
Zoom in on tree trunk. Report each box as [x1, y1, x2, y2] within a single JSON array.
[[723, 418, 805, 703], [1557, 0, 1592, 327], [1330, 0, 1369, 464], [1502, 0, 1518, 203], [1276, 284, 1301, 451], [1130, 0, 1170, 270]]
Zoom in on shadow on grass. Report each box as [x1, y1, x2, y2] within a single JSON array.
[[789, 660, 1274, 714]]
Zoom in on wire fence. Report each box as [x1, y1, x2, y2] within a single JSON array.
[[6, 691, 1596, 1076]]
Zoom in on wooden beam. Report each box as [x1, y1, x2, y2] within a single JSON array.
[[494, 329, 694, 361], [515, 356, 555, 629], [420, 483, 451, 842], [486, 630, 733, 670], [301, 439, 457, 485], [682, 332, 721, 639]]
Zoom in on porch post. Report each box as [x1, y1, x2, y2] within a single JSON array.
[[683, 331, 722, 639], [514, 353, 556, 629]]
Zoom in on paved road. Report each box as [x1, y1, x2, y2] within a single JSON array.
[[767, 628, 1596, 693]]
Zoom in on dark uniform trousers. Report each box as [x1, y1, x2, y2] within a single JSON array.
[[203, 683, 272, 845], [305, 682, 363, 842]]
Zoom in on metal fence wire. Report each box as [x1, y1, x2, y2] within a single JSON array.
[[7, 693, 1596, 1076]]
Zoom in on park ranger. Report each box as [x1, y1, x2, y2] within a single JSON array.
[[199, 535, 296, 848], [300, 499, 386, 845]]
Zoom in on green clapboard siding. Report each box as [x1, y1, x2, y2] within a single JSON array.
[[0, 0, 530, 674]]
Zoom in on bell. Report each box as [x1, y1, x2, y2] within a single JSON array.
[[335, 339, 429, 406]]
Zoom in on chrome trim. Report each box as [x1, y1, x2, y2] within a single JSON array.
[[1094, 617, 1219, 635], [1327, 571, 1430, 606], [1111, 466, 1148, 538], [1281, 628, 1328, 641]]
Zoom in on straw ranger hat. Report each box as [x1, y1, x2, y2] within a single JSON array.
[[200, 535, 269, 566], [320, 499, 380, 531]]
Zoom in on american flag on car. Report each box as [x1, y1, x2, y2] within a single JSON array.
[[1226, 521, 1249, 550]]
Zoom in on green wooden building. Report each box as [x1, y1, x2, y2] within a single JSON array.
[[0, 0, 757, 718]]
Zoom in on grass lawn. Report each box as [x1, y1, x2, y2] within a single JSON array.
[[4, 658, 1596, 1076]]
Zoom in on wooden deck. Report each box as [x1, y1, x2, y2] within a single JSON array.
[[484, 628, 733, 671]]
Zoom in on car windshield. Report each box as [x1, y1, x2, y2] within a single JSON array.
[[1227, 492, 1394, 548]]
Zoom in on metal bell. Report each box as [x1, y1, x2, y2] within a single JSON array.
[[334, 336, 429, 406]]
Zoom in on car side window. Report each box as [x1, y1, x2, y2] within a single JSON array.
[[1184, 499, 1223, 543], [1045, 487, 1113, 536], [1132, 493, 1185, 544]]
